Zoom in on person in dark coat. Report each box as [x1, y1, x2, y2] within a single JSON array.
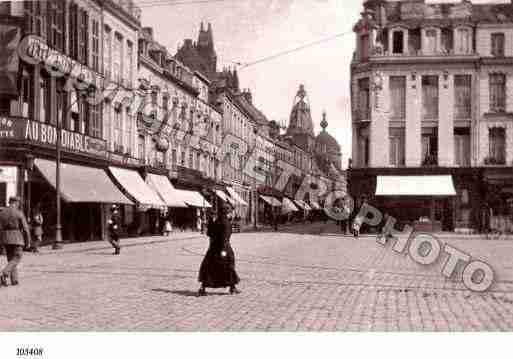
[[107, 205, 121, 255], [198, 204, 240, 296], [30, 204, 43, 253], [0, 197, 31, 286]]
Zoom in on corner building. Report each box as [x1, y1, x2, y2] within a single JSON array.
[[350, 0, 513, 233]]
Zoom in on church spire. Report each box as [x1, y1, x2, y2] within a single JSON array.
[[320, 111, 328, 132]]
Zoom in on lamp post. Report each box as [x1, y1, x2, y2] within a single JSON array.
[[53, 86, 93, 250]]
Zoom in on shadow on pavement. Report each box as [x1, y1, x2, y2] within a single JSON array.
[[151, 289, 230, 297]]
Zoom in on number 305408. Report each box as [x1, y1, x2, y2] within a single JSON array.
[[16, 348, 43, 356]]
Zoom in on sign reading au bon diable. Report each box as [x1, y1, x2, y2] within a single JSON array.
[[0, 117, 107, 158]]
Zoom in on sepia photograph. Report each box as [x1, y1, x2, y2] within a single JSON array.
[[0, 0, 512, 357]]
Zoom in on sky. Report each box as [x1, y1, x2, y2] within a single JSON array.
[[138, 0, 508, 169]]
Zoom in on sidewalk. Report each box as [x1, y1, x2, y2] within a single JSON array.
[[33, 231, 205, 256]]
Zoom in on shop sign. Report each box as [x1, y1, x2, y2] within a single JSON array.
[[20, 35, 102, 87], [0, 117, 107, 158]]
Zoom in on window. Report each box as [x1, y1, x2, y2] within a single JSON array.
[[20, 68, 33, 119], [56, 80, 67, 128], [196, 152, 201, 170], [489, 127, 506, 164], [454, 75, 472, 119], [490, 74, 506, 112], [39, 75, 50, 123], [425, 29, 437, 54], [358, 78, 370, 120], [360, 34, 369, 60], [33, 1, 45, 38], [49, 0, 64, 52], [422, 128, 438, 166], [456, 28, 471, 54], [392, 31, 404, 54], [124, 110, 132, 153], [78, 9, 88, 64], [79, 95, 89, 134], [126, 41, 133, 86], [91, 19, 100, 71], [389, 128, 405, 166], [90, 99, 101, 138], [358, 136, 369, 167], [171, 149, 177, 168], [189, 150, 194, 168], [181, 150, 186, 165], [114, 106, 123, 152], [138, 135, 145, 161], [422, 76, 439, 119], [113, 34, 122, 83], [454, 128, 470, 167], [491, 33, 505, 57], [104, 27, 112, 79], [69, 2, 78, 59], [389, 76, 406, 119]]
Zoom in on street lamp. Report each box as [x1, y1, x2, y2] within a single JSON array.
[[53, 85, 94, 250]]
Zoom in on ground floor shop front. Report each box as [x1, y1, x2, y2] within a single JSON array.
[[348, 167, 513, 234]]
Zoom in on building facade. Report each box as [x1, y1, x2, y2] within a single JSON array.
[[350, 0, 513, 233]]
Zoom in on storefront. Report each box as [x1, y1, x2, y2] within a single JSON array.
[[349, 167, 480, 233]]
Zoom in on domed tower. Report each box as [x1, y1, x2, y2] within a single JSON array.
[[286, 84, 315, 152], [315, 111, 342, 170]]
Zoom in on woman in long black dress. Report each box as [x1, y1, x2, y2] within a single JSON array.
[[198, 205, 240, 296]]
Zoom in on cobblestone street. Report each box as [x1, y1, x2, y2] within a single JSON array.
[[1, 223, 513, 331]]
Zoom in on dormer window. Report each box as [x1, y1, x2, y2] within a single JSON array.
[[392, 31, 404, 54]]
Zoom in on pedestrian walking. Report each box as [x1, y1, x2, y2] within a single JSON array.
[[198, 204, 240, 296], [107, 205, 121, 255], [163, 219, 172, 236], [30, 204, 43, 253], [340, 198, 351, 235], [0, 196, 31, 287]]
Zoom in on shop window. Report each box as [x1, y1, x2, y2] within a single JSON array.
[[454, 75, 472, 119], [392, 31, 404, 54], [491, 33, 505, 57], [489, 127, 506, 165], [422, 76, 439, 120], [489, 73, 506, 112], [0, 99, 9, 116], [390, 76, 406, 119]]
